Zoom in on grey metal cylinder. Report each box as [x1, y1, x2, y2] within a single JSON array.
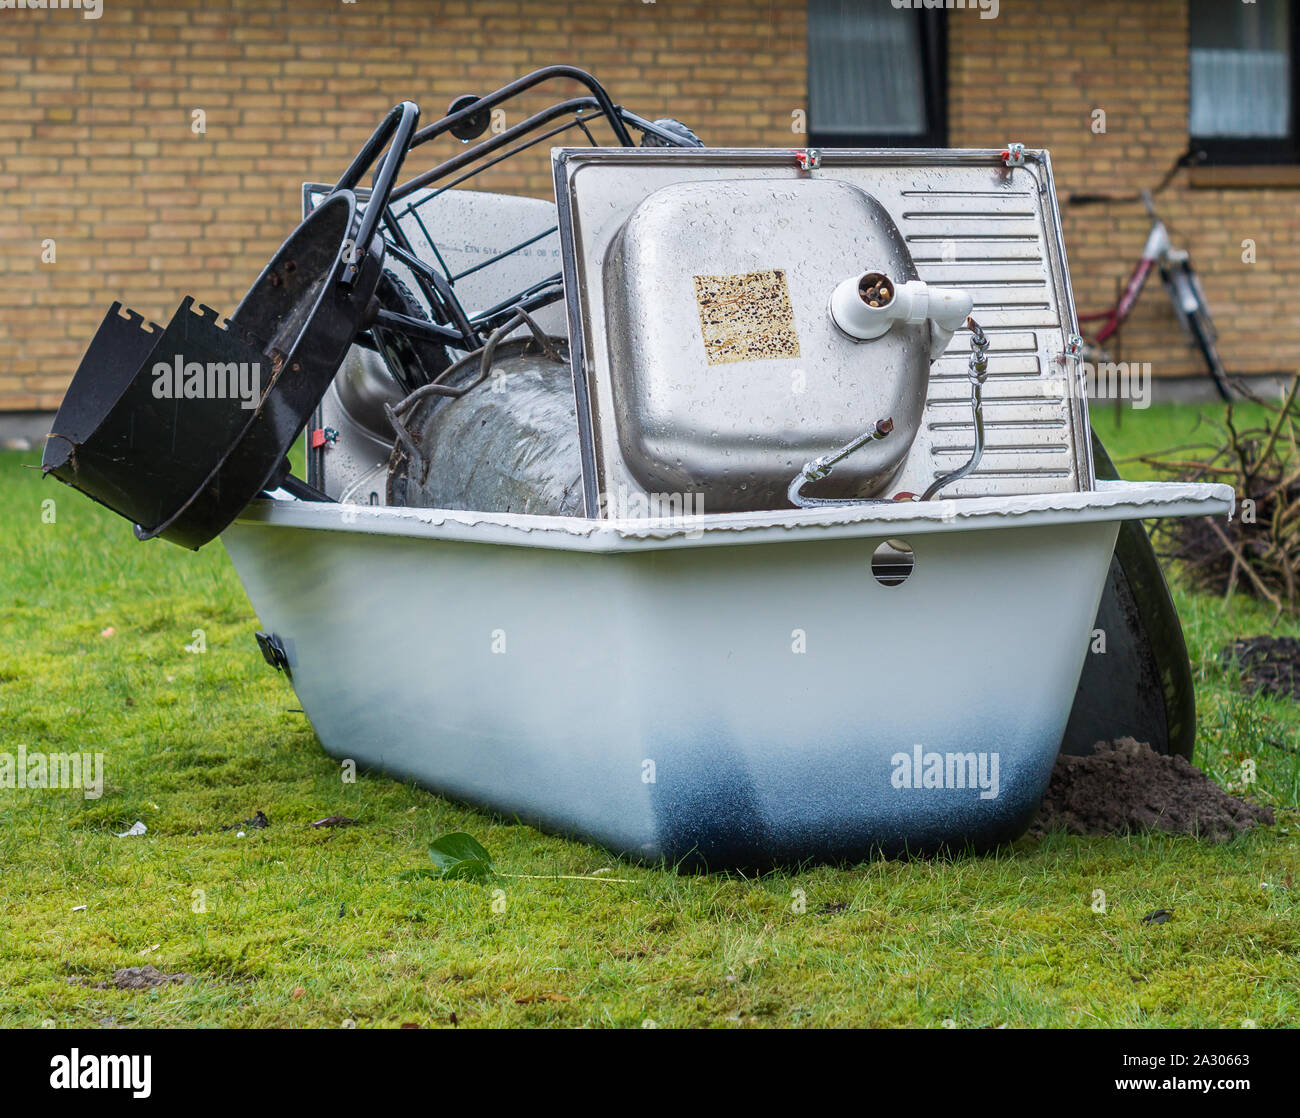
[[387, 338, 583, 517]]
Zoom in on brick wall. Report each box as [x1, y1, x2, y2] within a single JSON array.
[[0, 0, 807, 411], [1, 0, 1295, 412], [949, 0, 1300, 380]]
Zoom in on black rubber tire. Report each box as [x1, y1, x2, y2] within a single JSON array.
[[1167, 265, 1231, 400], [640, 117, 704, 147], [369, 271, 451, 395], [1060, 432, 1198, 759], [1186, 302, 1232, 401]]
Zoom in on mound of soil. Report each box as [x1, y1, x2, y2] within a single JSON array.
[[1221, 635, 1300, 701], [110, 965, 192, 990], [1030, 738, 1273, 841]]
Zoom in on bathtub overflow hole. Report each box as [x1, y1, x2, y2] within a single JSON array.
[[872, 539, 914, 587]]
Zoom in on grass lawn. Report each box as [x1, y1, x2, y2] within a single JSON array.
[[1, 404, 1298, 1028]]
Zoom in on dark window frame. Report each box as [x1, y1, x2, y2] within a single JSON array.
[[1190, 0, 1300, 165], [806, 8, 947, 149]]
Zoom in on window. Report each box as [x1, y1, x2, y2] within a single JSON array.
[[1190, 0, 1298, 163], [806, 1, 946, 148]]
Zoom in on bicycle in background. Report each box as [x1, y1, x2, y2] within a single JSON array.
[[1069, 151, 1232, 401]]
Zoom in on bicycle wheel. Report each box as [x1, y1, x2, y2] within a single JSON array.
[[1165, 263, 1231, 400], [369, 271, 452, 395]]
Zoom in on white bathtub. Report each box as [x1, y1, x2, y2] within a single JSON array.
[[222, 479, 1231, 866]]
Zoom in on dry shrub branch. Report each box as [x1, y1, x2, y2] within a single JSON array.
[[1140, 374, 1300, 616]]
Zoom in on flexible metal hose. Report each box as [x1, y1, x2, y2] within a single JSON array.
[[920, 317, 989, 502], [786, 418, 896, 508]]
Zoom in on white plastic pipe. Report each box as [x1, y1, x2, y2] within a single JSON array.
[[830, 273, 973, 359]]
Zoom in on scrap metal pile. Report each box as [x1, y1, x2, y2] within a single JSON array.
[[38, 69, 1235, 864]]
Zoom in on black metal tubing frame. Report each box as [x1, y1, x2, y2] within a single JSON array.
[[306, 67, 694, 491], [330, 100, 420, 287], [344, 67, 693, 354]]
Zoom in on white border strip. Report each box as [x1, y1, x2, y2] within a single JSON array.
[[229, 479, 1234, 555]]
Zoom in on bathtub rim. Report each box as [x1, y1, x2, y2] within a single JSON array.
[[228, 478, 1233, 555]]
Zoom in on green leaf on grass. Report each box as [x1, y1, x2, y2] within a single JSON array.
[[427, 832, 495, 881]]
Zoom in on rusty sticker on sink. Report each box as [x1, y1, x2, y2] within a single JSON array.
[[693, 269, 801, 365]]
